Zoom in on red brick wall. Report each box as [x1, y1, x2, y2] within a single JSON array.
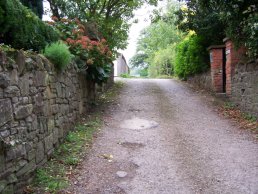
[[209, 46, 224, 93]]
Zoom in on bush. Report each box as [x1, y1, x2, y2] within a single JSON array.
[[0, 0, 59, 51], [44, 42, 72, 70], [175, 34, 209, 80], [120, 73, 131, 78], [50, 18, 113, 84]]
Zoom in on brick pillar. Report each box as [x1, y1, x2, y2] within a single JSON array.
[[208, 45, 225, 93], [224, 38, 246, 96]]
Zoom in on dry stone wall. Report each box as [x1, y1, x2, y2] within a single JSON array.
[[0, 50, 104, 193], [187, 70, 213, 92], [231, 60, 258, 117]]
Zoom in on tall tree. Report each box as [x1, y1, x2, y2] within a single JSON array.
[[47, 0, 159, 51], [176, 0, 258, 57], [130, 0, 183, 77]]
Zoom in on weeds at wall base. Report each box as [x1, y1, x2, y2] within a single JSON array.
[[25, 117, 101, 193], [220, 102, 258, 138], [24, 82, 124, 193]]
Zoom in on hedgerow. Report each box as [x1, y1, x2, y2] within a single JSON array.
[[175, 34, 209, 80]]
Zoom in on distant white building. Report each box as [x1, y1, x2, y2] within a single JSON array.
[[114, 53, 130, 76]]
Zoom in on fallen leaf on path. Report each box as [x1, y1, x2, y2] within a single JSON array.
[[100, 154, 113, 160]]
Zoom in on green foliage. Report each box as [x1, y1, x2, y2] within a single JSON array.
[[223, 102, 236, 110], [0, 0, 59, 51], [242, 11, 258, 58], [47, 0, 159, 52], [175, 34, 209, 79], [32, 119, 101, 193], [44, 41, 72, 70], [35, 168, 68, 192], [86, 64, 112, 85], [149, 44, 176, 77], [139, 68, 149, 77], [50, 18, 113, 84], [132, 1, 183, 78], [242, 113, 257, 122], [20, 0, 43, 19], [129, 53, 148, 69], [120, 73, 131, 78], [176, 0, 225, 45], [176, 0, 258, 57]]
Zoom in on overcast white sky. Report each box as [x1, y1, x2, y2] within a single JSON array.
[[43, 1, 167, 63], [119, 5, 156, 63]]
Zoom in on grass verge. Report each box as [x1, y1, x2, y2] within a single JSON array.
[[25, 118, 101, 193]]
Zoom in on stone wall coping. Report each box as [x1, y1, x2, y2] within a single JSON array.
[[207, 45, 225, 51]]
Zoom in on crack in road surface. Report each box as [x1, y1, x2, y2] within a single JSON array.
[[68, 79, 258, 194]]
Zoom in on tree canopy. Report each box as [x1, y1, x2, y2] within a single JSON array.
[[47, 0, 159, 52], [176, 0, 258, 57], [130, 1, 183, 77]]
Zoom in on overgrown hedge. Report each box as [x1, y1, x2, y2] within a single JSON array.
[[0, 0, 59, 51], [175, 34, 209, 80]]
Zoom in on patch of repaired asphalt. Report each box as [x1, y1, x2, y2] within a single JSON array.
[[119, 142, 145, 150], [120, 117, 159, 130]]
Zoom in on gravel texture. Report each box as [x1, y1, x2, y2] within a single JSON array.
[[67, 78, 258, 194]]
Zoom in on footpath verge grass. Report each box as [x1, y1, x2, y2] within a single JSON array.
[[25, 81, 124, 194]]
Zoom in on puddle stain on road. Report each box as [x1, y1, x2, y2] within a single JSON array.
[[120, 117, 159, 130]]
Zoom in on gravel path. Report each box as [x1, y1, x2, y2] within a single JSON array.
[[68, 78, 258, 194]]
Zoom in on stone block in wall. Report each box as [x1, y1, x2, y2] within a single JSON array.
[[44, 134, 53, 153], [0, 99, 13, 128], [0, 73, 10, 89], [43, 100, 51, 117], [0, 51, 7, 66], [47, 119, 55, 133], [9, 69, 18, 86], [32, 94, 44, 114], [26, 149, 36, 161], [53, 128, 59, 145], [16, 159, 36, 178], [33, 71, 48, 87], [37, 117, 48, 134], [58, 127, 64, 139], [0, 128, 10, 138], [6, 144, 26, 162], [16, 159, 28, 171], [51, 104, 59, 115], [56, 82, 63, 98], [18, 74, 30, 96], [4, 86, 20, 98], [55, 116, 62, 128], [0, 180, 8, 193], [29, 87, 38, 96], [1, 184, 14, 194], [7, 174, 18, 187], [0, 142, 5, 173], [14, 104, 33, 120], [16, 51, 26, 76], [33, 55, 45, 71], [0, 88, 3, 98], [35, 141, 44, 164], [24, 58, 36, 72]]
